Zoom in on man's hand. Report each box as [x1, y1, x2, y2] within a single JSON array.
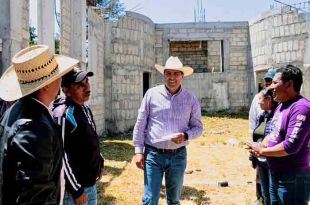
[[75, 192, 87, 205], [135, 153, 144, 170], [246, 142, 264, 157], [171, 133, 185, 144]]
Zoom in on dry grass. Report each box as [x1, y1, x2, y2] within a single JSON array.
[[98, 114, 256, 205]]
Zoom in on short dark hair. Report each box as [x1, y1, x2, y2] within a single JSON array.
[[278, 64, 303, 92], [260, 87, 277, 107], [260, 87, 273, 98]]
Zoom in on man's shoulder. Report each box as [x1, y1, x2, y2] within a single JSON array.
[[291, 96, 310, 110], [180, 87, 197, 99], [146, 85, 165, 95], [53, 104, 67, 118]]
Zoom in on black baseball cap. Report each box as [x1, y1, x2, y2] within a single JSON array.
[[61, 69, 93, 87]]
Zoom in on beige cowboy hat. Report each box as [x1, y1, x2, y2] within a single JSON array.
[[155, 56, 193, 77], [0, 45, 79, 101]]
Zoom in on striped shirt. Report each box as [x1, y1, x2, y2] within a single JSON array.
[[133, 85, 203, 153]]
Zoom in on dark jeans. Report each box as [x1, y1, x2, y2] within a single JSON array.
[[269, 169, 310, 205], [142, 146, 187, 205], [63, 185, 97, 205], [258, 161, 270, 205]]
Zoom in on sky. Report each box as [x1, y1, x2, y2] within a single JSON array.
[[29, 0, 305, 33], [119, 0, 303, 23]]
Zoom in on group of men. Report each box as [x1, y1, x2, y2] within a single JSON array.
[[0, 44, 309, 205], [0, 45, 103, 205]]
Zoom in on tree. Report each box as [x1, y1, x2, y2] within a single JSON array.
[[29, 26, 37, 45], [87, 0, 125, 21], [55, 39, 60, 54]]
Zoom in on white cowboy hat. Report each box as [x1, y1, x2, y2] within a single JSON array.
[[0, 45, 79, 101], [155, 56, 193, 77]]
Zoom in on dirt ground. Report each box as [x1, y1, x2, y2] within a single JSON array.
[[98, 116, 257, 205]]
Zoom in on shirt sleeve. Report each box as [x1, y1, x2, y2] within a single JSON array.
[[249, 94, 261, 136], [62, 117, 84, 199], [133, 92, 150, 154], [283, 104, 310, 154], [185, 95, 203, 140]]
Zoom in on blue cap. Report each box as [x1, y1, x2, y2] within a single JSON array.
[[264, 68, 276, 79]]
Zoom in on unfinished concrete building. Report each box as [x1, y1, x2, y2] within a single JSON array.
[[1, 1, 310, 134]]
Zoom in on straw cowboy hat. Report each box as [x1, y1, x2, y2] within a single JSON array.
[[0, 45, 79, 101], [155, 56, 193, 77]]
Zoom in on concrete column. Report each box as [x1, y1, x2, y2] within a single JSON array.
[[37, 0, 55, 52], [0, 0, 29, 74], [60, 0, 86, 69], [72, 0, 86, 68]]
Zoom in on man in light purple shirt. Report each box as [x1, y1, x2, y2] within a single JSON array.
[[247, 65, 310, 205], [133, 56, 203, 205]]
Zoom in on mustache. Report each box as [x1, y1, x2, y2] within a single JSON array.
[[85, 91, 91, 96]]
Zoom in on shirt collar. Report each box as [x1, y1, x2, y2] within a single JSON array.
[[164, 85, 183, 96], [31, 97, 53, 117]]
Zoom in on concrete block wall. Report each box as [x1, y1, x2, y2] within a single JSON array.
[[208, 40, 221, 72], [88, 8, 105, 135], [169, 41, 208, 73], [183, 70, 249, 112], [154, 22, 252, 111], [301, 13, 310, 98], [250, 8, 308, 91], [228, 27, 249, 70], [104, 12, 155, 133]]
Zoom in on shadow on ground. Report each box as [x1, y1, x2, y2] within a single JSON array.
[[159, 185, 211, 204], [98, 139, 135, 203], [97, 193, 117, 205], [100, 141, 134, 161]]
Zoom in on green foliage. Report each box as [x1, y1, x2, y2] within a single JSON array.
[[202, 108, 249, 119], [29, 26, 37, 45], [29, 26, 60, 54], [55, 39, 60, 54]]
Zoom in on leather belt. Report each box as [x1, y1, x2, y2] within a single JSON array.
[[145, 144, 185, 154]]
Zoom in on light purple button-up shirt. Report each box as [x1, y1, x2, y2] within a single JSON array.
[[133, 85, 203, 153]]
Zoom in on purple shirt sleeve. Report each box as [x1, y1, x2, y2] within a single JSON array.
[[283, 104, 310, 154]]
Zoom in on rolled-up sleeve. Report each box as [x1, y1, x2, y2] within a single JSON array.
[[283, 105, 310, 154], [133, 92, 149, 154]]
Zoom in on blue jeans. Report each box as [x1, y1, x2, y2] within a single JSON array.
[[258, 161, 270, 205], [142, 146, 187, 205], [63, 184, 97, 205], [269, 170, 310, 205]]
